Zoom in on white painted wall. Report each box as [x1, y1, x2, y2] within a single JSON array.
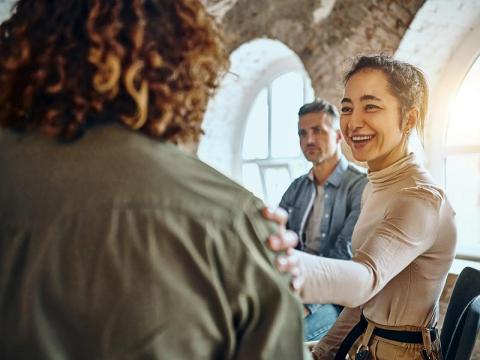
[[396, 0, 480, 182]]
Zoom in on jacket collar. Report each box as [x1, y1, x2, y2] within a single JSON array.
[[307, 155, 348, 188]]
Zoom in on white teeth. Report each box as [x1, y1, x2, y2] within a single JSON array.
[[352, 135, 373, 141]]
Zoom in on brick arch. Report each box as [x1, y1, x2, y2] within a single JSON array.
[[206, 0, 424, 104]]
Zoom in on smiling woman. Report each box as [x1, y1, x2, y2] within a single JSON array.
[[340, 58, 428, 172], [268, 55, 457, 360]]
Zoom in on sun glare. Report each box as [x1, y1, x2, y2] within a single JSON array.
[[447, 57, 480, 147]]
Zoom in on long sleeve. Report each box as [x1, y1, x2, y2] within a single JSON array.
[[228, 197, 312, 360], [298, 186, 443, 308]]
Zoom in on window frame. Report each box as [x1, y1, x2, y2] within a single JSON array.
[[237, 58, 313, 205], [426, 24, 480, 260]]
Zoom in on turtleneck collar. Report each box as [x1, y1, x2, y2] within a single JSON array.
[[368, 153, 417, 188]]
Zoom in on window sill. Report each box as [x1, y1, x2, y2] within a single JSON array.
[[449, 258, 480, 275], [454, 243, 480, 261]]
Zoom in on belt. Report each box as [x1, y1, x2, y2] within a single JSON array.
[[335, 314, 437, 360]]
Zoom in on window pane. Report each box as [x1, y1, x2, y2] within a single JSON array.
[[264, 166, 291, 207], [304, 75, 315, 102], [447, 56, 480, 146], [271, 72, 304, 158], [445, 154, 480, 246], [242, 163, 265, 200], [242, 88, 268, 160], [289, 158, 311, 179]]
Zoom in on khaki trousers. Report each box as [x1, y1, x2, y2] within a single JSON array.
[[346, 317, 443, 360]]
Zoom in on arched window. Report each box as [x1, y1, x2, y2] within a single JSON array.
[[393, 2, 480, 266], [444, 56, 480, 255], [199, 38, 315, 206], [241, 71, 314, 206]]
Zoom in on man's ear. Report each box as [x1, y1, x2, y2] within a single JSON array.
[[335, 129, 342, 143]]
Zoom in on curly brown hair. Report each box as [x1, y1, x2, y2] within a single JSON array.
[[0, 0, 228, 143]]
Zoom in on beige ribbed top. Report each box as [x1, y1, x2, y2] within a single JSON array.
[[298, 153, 457, 358]]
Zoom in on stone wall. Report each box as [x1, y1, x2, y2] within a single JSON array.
[[0, 0, 426, 111], [204, 0, 425, 103]]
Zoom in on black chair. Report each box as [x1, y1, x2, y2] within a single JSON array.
[[441, 266, 480, 360]]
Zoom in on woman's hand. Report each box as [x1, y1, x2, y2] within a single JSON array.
[[262, 207, 304, 292]]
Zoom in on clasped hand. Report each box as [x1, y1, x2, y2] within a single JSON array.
[[262, 207, 304, 292]]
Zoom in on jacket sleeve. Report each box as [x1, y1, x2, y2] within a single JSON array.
[[327, 175, 367, 260], [279, 179, 298, 233], [279, 184, 292, 211], [226, 196, 312, 360]]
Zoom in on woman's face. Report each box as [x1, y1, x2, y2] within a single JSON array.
[[340, 69, 408, 171]]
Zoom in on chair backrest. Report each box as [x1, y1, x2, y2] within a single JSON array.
[[441, 266, 480, 360]]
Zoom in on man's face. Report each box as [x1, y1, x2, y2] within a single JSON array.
[[298, 112, 341, 164]]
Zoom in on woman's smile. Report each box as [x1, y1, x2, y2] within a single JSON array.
[[350, 134, 375, 149], [340, 69, 409, 170]]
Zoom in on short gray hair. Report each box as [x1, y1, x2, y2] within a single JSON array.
[[298, 99, 340, 129]]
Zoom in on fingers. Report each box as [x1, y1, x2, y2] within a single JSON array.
[[262, 206, 288, 228], [291, 273, 304, 293], [276, 249, 304, 293], [262, 207, 303, 292], [267, 229, 298, 251], [276, 251, 299, 273]]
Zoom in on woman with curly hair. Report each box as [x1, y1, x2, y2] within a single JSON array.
[[0, 1, 309, 359]]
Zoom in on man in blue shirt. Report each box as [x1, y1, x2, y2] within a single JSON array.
[[279, 99, 367, 341]]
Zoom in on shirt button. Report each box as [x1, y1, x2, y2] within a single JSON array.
[[321, 233, 326, 238], [325, 194, 329, 199], [325, 214, 329, 218]]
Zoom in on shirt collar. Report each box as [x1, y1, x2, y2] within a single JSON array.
[[307, 155, 348, 188]]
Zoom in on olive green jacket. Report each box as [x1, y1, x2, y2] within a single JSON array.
[[0, 125, 310, 360]]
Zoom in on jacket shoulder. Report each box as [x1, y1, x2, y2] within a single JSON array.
[[283, 173, 311, 196], [165, 149, 254, 208], [346, 162, 367, 177]]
